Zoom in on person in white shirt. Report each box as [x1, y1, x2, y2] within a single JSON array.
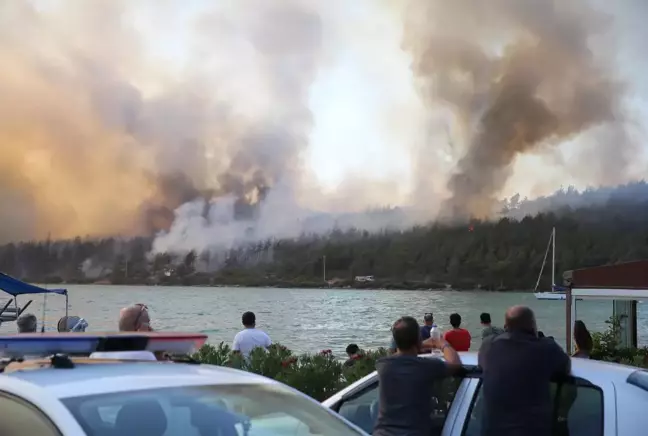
[[232, 311, 272, 357]]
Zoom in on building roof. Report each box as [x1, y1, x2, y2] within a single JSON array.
[[564, 260, 648, 290]]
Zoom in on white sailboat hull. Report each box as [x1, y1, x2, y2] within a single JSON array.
[[534, 292, 566, 301]]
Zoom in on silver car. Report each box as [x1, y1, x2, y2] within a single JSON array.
[[323, 352, 648, 436], [1, 356, 368, 435]]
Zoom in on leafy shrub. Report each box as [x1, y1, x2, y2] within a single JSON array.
[[591, 317, 648, 368], [193, 343, 386, 401]]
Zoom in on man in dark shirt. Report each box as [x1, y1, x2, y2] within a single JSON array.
[[374, 316, 462, 436], [479, 306, 571, 436]]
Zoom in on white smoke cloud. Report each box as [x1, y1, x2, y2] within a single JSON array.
[[0, 0, 646, 251]]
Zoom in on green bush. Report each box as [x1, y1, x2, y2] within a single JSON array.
[[591, 317, 648, 368], [193, 343, 389, 401], [193, 325, 648, 402]]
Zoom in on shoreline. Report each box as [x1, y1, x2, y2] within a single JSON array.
[[40, 279, 536, 292]]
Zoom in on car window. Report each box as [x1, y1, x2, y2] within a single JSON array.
[[62, 384, 364, 436], [336, 376, 464, 435], [0, 392, 62, 436], [337, 383, 380, 434], [462, 379, 604, 436]]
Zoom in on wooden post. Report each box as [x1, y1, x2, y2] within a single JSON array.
[[565, 286, 572, 352]]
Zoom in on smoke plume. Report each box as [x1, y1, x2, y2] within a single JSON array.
[[0, 0, 645, 251], [403, 0, 636, 219], [0, 0, 322, 243]]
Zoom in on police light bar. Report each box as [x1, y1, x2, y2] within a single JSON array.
[[0, 332, 208, 358]]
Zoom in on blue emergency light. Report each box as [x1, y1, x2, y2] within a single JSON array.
[[0, 332, 208, 358]]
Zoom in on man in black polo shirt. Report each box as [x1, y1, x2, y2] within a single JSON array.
[[373, 316, 462, 436], [479, 306, 571, 436]]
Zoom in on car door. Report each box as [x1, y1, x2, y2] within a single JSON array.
[[0, 375, 87, 435], [326, 370, 474, 436], [0, 391, 64, 436], [453, 372, 614, 436]]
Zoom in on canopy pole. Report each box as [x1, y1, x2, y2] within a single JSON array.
[[551, 227, 556, 288], [41, 293, 47, 333], [65, 293, 69, 318]]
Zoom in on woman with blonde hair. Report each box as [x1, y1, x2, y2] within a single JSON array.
[[118, 303, 153, 332]]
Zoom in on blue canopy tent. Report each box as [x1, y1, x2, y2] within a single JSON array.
[[0, 272, 68, 327]]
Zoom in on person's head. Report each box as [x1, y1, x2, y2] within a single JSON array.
[[480, 312, 492, 326], [449, 313, 462, 329], [16, 313, 37, 333], [574, 320, 593, 352], [346, 343, 360, 357], [242, 311, 256, 328], [504, 305, 536, 335], [391, 316, 421, 354], [119, 304, 152, 332], [423, 312, 434, 326]]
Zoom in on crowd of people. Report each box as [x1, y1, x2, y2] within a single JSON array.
[[374, 306, 594, 436], [15, 303, 153, 334], [15, 306, 274, 360], [14, 304, 597, 436], [384, 311, 504, 354]]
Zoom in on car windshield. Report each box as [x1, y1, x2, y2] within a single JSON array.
[[62, 383, 363, 436]]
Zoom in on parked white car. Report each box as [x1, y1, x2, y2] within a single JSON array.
[[0, 333, 368, 436], [323, 352, 648, 436]]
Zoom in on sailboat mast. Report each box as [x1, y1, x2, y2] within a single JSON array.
[[551, 227, 556, 288]]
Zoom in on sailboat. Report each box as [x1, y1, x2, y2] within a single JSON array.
[[533, 227, 567, 300]]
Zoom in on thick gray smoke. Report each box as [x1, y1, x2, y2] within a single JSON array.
[[0, 0, 646, 252], [403, 0, 637, 219], [0, 0, 323, 242]]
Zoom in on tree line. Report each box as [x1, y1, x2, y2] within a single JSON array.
[[1, 197, 647, 291]]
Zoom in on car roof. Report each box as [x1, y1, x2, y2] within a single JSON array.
[[5, 361, 278, 399], [441, 351, 641, 385]]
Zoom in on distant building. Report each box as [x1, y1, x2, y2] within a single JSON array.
[[355, 275, 375, 282]]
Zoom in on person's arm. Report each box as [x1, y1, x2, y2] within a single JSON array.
[[232, 333, 241, 354], [265, 333, 272, 348], [422, 337, 462, 374], [389, 338, 397, 354]]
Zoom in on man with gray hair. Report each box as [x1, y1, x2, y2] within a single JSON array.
[[17, 313, 37, 333]]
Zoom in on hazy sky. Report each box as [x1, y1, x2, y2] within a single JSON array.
[[30, 0, 646, 200], [31, 0, 648, 196], [119, 0, 420, 194], [3, 0, 646, 243]]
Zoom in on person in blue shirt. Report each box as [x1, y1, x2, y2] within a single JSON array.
[[419, 312, 436, 340]]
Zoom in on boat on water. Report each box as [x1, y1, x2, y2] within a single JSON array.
[[0, 272, 68, 328], [534, 288, 568, 300], [533, 227, 573, 301]]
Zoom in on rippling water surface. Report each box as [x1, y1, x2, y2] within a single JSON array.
[[2, 285, 646, 355]]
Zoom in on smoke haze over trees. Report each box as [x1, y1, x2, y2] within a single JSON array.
[[0, 0, 647, 251], [2, 182, 648, 291]]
